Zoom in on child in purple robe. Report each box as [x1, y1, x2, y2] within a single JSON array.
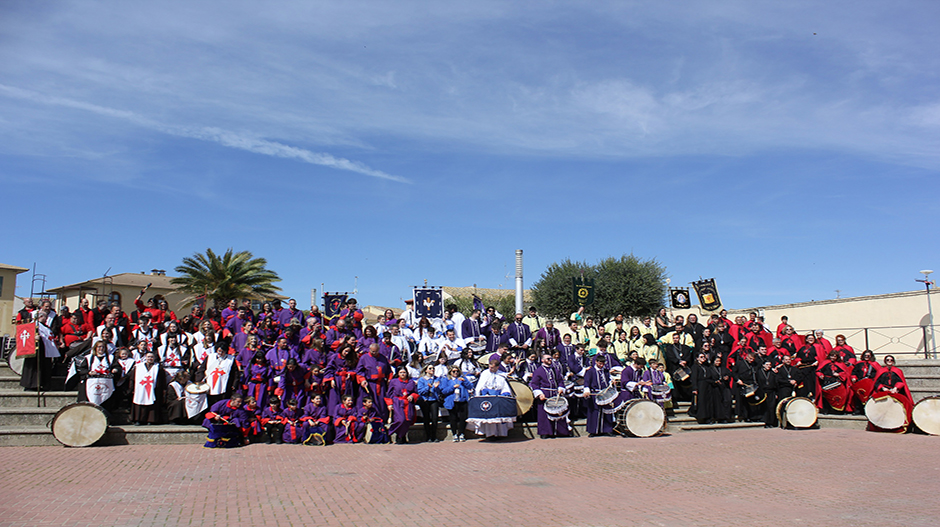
[[358, 397, 389, 444], [641, 359, 671, 406], [277, 358, 310, 408], [301, 394, 333, 446], [234, 396, 263, 444], [242, 352, 272, 408], [325, 346, 360, 413], [261, 396, 284, 444], [280, 399, 305, 444], [333, 395, 364, 443]]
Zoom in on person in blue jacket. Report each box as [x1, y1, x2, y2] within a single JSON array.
[[440, 365, 474, 442]]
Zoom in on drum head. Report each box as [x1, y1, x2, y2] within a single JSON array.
[[865, 396, 906, 430], [52, 403, 108, 447], [186, 383, 210, 395], [7, 353, 24, 376], [785, 397, 818, 428], [912, 397, 940, 436], [621, 399, 665, 438], [365, 424, 374, 443], [509, 380, 533, 416]]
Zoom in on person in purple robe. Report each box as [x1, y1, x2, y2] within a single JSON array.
[[242, 352, 272, 407], [280, 399, 306, 444], [277, 298, 306, 328], [233, 323, 259, 368], [379, 332, 404, 368], [299, 318, 325, 347], [265, 337, 299, 377], [300, 394, 333, 445], [220, 300, 238, 326], [202, 394, 244, 448], [278, 326, 303, 354], [357, 325, 380, 354], [260, 396, 284, 444], [594, 339, 622, 368], [233, 396, 263, 444], [505, 313, 533, 358], [356, 343, 392, 420], [324, 345, 360, 412], [255, 317, 279, 348], [300, 339, 327, 371], [324, 318, 361, 352], [277, 358, 310, 408], [485, 321, 510, 355], [640, 358, 670, 405], [385, 368, 418, 444], [225, 306, 252, 336], [534, 321, 561, 351], [529, 352, 571, 439], [358, 396, 390, 444], [583, 354, 616, 436], [337, 298, 364, 330], [333, 395, 364, 443]]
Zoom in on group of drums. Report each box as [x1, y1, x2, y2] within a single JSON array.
[[500, 374, 668, 438]]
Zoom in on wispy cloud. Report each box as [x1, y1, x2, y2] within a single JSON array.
[[0, 84, 409, 183]]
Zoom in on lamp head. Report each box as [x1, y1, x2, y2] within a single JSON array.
[[921, 270, 934, 277]]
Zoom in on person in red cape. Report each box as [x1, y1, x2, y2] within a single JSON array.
[[849, 349, 879, 414], [813, 330, 834, 362], [867, 355, 914, 433], [832, 334, 857, 365], [816, 349, 853, 413], [779, 325, 804, 355]]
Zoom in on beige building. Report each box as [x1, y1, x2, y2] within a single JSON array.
[[0, 263, 30, 337], [48, 271, 189, 317]]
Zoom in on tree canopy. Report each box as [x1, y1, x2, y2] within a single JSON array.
[[171, 248, 282, 308], [531, 255, 667, 322]]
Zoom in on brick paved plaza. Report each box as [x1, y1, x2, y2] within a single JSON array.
[[1, 428, 937, 527]]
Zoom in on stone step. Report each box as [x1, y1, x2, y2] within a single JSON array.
[[817, 414, 868, 430], [0, 375, 22, 390], [0, 425, 207, 447], [0, 407, 59, 427], [0, 391, 76, 408], [910, 390, 940, 402], [677, 422, 767, 432], [903, 375, 940, 389]]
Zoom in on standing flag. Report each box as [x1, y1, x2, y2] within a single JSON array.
[[414, 288, 444, 319], [572, 277, 595, 307], [194, 294, 207, 311], [37, 322, 60, 359], [692, 279, 722, 311], [472, 295, 484, 313], [15, 322, 37, 358], [670, 288, 692, 309], [323, 293, 348, 319]]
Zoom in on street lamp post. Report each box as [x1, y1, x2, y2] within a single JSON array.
[[917, 270, 936, 359]]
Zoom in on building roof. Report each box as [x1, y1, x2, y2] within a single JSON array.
[[47, 272, 177, 293], [0, 263, 29, 273], [442, 286, 533, 302]]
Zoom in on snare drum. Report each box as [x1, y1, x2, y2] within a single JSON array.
[[742, 384, 758, 398], [822, 380, 843, 391], [51, 402, 109, 447], [865, 394, 908, 431], [186, 383, 210, 395], [509, 380, 534, 416], [912, 396, 940, 436], [544, 395, 569, 420], [672, 367, 691, 382], [775, 396, 817, 429], [595, 383, 620, 406], [609, 366, 624, 384], [614, 399, 666, 438]]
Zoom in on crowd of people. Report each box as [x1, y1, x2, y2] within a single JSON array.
[[13, 291, 917, 447]]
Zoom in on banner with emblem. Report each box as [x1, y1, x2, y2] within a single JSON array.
[[692, 279, 722, 311], [572, 277, 595, 307], [414, 288, 444, 319], [15, 322, 37, 358], [670, 288, 692, 309], [323, 293, 348, 319]]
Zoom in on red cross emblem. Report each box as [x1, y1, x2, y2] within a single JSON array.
[[139, 374, 154, 399]]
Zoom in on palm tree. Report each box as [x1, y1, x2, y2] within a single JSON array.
[[172, 248, 282, 308]]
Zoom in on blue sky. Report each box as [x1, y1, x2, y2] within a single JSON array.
[[3, 1, 939, 311]]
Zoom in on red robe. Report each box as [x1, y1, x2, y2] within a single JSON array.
[[816, 359, 852, 411]]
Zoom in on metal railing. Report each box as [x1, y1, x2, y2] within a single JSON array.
[[793, 324, 937, 360]]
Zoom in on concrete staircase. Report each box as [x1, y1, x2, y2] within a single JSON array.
[[5, 359, 939, 446], [0, 364, 205, 447]]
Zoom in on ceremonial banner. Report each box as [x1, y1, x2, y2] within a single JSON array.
[[15, 322, 37, 358], [323, 293, 348, 319], [692, 279, 722, 311], [572, 277, 595, 307], [473, 295, 484, 313], [670, 288, 691, 309], [37, 322, 60, 359], [414, 288, 444, 319]]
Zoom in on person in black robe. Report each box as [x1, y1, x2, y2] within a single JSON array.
[[756, 359, 777, 427], [732, 352, 762, 422], [662, 333, 692, 402]]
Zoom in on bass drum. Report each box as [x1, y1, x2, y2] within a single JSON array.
[[509, 380, 534, 416], [7, 352, 24, 377], [865, 395, 907, 431], [776, 396, 817, 429], [912, 396, 940, 436], [614, 399, 665, 438], [51, 402, 109, 447]]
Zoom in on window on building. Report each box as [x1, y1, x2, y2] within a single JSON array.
[[109, 291, 122, 307]]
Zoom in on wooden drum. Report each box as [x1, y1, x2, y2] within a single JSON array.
[[775, 396, 817, 429], [615, 399, 665, 438], [51, 402, 109, 447], [509, 380, 534, 416]]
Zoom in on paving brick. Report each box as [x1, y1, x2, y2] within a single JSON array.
[[1, 428, 937, 526]]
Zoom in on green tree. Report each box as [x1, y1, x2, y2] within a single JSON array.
[[449, 293, 518, 320], [171, 248, 282, 309], [531, 255, 666, 323]]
